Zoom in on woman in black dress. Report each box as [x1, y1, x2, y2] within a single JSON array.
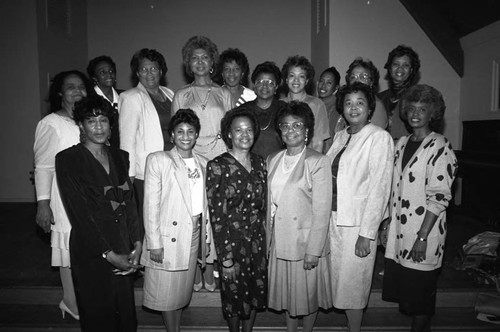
[[56, 95, 142, 332], [206, 107, 267, 332]]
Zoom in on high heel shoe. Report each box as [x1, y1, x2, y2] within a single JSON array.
[[193, 281, 203, 292], [59, 300, 80, 320], [204, 281, 216, 292]]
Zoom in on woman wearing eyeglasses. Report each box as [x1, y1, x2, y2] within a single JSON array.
[[244, 61, 286, 158], [345, 57, 388, 130], [267, 101, 333, 332], [119, 48, 175, 239], [326, 83, 393, 332]]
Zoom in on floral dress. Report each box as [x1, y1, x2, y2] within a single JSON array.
[[206, 152, 267, 319]]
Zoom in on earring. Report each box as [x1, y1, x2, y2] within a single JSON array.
[[305, 132, 309, 145], [209, 68, 214, 74], [170, 136, 174, 144]]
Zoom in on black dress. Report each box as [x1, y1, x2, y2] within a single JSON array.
[[206, 152, 268, 319], [56, 143, 140, 332]]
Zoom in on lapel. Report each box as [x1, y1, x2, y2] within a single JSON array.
[[269, 148, 308, 208], [170, 147, 193, 217]]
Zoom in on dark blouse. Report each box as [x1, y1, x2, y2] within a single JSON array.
[[244, 98, 285, 159], [401, 138, 422, 170], [331, 135, 351, 211], [149, 93, 173, 151], [56, 144, 140, 260]]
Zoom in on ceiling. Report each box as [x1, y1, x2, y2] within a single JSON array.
[[400, 0, 500, 77], [432, 0, 500, 38]]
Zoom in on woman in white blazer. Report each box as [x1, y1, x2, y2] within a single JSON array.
[[119, 48, 175, 238], [141, 109, 211, 331], [326, 83, 394, 332]]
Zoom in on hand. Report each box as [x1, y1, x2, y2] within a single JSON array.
[[221, 260, 239, 283], [106, 251, 141, 274], [129, 242, 142, 265], [149, 248, 163, 264], [36, 200, 54, 233], [355, 235, 371, 258], [303, 253, 319, 270], [410, 239, 427, 263], [379, 229, 389, 248]]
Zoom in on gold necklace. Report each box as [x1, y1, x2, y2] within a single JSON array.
[[191, 83, 212, 111]]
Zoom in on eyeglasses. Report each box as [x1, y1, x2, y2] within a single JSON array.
[[255, 79, 276, 88], [278, 122, 305, 132], [138, 67, 160, 76], [349, 73, 371, 83]]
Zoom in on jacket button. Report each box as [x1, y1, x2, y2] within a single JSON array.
[[171, 238, 176, 242], [173, 221, 178, 226], [114, 219, 119, 223]]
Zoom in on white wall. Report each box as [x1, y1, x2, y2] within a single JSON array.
[[460, 21, 500, 122], [87, 0, 311, 91], [329, 0, 461, 148]]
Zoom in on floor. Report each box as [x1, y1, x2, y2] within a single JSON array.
[[1, 202, 500, 331]]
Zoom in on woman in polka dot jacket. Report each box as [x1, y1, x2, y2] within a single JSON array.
[[381, 84, 458, 332]]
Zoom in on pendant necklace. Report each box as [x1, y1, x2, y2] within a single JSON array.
[[192, 83, 212, 111]]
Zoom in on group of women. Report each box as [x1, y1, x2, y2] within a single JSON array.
[[33, 37, 457, 332]]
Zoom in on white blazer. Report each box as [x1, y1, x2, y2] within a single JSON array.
[[327, 123, 394, 240], [140, 147, 211, 271], [118, 82, 174, 180]]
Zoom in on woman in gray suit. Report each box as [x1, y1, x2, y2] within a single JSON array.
[[267, 101, 333, 332]]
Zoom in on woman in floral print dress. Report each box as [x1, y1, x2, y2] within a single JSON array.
[[206, 106, 267, 332]]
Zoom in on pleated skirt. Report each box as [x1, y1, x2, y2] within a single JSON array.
[[268, 240, 333, 316], [142, 223, 199, 311]]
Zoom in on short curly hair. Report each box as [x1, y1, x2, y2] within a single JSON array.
[[275, 101, 315, 145], [48, 70, 93, 113], [220, 106, 260, 150], [281, 55, 315, 95], [130, 48, 168, 86], [217, 48, 250, 87], [168, 108, 201, 136], [182, 36, 219, 78], [336, 82, 376, 119], [251, 61, 282, 87], [87, 55, 116, 81], [345, 57, 381, 92], [383, 44, 421, 87], [73, 95, 115, 125], [400, 84, 445, 133]]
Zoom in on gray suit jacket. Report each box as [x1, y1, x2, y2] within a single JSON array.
[[266, 148, 332, 261]]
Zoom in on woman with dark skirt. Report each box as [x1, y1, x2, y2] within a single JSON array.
[[206, 107, 267, 332], [56, 95, 142, 332]]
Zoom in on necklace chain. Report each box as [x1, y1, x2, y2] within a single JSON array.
[[192, 84, 212, 111]]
